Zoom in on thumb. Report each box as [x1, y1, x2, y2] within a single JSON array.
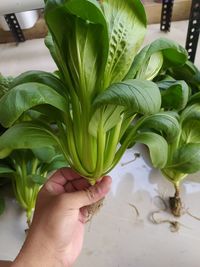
[[65, 176, 112, 209]]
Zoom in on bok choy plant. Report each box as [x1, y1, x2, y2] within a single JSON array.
[[0, 0, 160, 184], [160, 93, 200, 217], [0, 1, 188, 187], [149, 47, 200, 216], [0, 147, 68, 225], [0, 74, 68, 224], [123, 38, 199, 217], [149, 60, 200, 217]]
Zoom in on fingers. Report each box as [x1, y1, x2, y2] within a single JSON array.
[[43, 168, 82, 195], [51, 168, 81, 184], [64, 176, 112, 209], [65, 178, 90, 192]]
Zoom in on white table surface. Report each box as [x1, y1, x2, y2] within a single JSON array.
[[0, 144, 200, 267]]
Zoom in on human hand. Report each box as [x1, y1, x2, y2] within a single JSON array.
[[12, 168, 112, 267]]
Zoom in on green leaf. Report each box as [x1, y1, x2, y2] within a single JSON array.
[[180, 104, 200, 143], [138, 112, 180, 142], [170, 143, 200, 173], [169, 60, 200, 92], [126, 38, 188, 79], [0, 73, 14, 97], [93, 79, 161, 115], [157, 80, 189, 111], [89, 105, 124, 137], [0, 82, 68, 127], [0, 194, 5, 215], [10, 71, 68, 97], [45, 33, 63, 74], [134, 132, 168, 168], [181, 104, 200, 124], [181, 121, 200, 144], [0, 164, 15, 174], [0, 122, 60, 158], [45, 0, 109, 96], [29, 174, 47, 185], [134, 51, 163, 80], [189, 92, 200, 105], [101, 0, 147, 86], [32, 147, 59, 163], [42, 154, 69, 173]]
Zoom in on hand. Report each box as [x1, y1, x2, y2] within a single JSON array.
[[12, 168, 112, 267], [0, 261, 12, 267]]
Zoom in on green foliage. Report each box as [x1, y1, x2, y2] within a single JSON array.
[[157, 80, 189, 111], [0, 0, 188, 185], [0, 73, 14, 98], [121, 112, 180, 168], [0, 73, 68, 221], [0, 82, 68, 128], [0, 0, 156, 183], [0, 148, 68, 222], [125, 38, 188, 81], [0, 122, 61, 158], [168, 60, 200, 92], [161, 95, 200, 186]]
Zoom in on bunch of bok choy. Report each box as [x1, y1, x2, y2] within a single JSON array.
[[160, 92, 200, 217], [0, 73, 68, 225], [0, 0, 189, 188], [0, 0, 156, 184], [0, 146, 68, 225]]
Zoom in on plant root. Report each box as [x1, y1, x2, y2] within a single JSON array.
[[186, 209, 200, 221], [150, 195, 183, 232], [169, 196, 182, 217], [169, 184, 183, 217], [150, 210, 181, 232], [121, 152, 140, 167], [86, 198, 104, 223], [129, 203, 140, 217]]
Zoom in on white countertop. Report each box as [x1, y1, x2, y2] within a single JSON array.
[[0, 145, 200, 267]]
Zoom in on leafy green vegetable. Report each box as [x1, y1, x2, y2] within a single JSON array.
[[125, 38, 188, 81], [157, 80, 189, 111], [0, 0, 189, 187], [0, 148, 68, 224], [159, 96, 200, 216], [168, 60, 200, 92], [0, 73, 14, 98], [121, 112, 180, 169], [0, 73, 68, 224], [0, 0, 161, 184]]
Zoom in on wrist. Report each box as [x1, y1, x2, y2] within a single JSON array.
[[12, 232, 68, 267], [12, 249, 67, 267]]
